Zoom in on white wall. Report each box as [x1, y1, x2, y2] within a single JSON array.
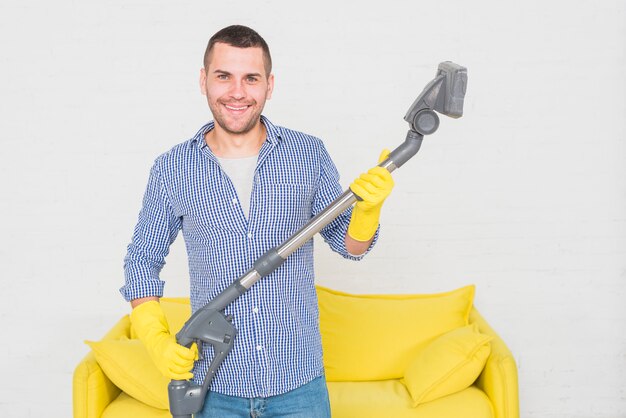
[[1, 0, 624, 416]]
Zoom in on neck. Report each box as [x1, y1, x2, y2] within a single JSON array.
[[205, 119, 266, 158]]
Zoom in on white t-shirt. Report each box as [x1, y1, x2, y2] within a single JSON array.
[[216, 154, 259, 219]]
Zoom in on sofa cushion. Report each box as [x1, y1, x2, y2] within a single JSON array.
[[327, 381, 493, 418], [318, 285, 475, 381], [403, 323, 492, 406], [84, 298, 192, 410], [102, 392, 169, 418], [85, 337, 170, 410], [101, 382, 494, 418]]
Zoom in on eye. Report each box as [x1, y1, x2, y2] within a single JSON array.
[[217, 74, 229, 80], [246, 76, 259, 83]]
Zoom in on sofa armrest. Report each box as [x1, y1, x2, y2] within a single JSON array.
[[73, 351, 121, 418], [73, 315, 131, 418], [469, 308, 519, 418]]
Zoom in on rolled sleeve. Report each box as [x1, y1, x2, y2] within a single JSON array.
[[120, 157, 181, 301]]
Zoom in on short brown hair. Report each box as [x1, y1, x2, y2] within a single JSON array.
[[203, 25, 272, 76]]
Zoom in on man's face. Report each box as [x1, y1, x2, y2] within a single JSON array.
[[200, 42, 274, 136]]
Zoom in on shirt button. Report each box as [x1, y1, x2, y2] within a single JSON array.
[[256, 345, 263, 351], [232, 198, 238, 204], [252, 307, 259, 313], [247, 233, 252, 239]]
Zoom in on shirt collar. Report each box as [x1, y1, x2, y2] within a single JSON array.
[[192, 115, 282, 149]]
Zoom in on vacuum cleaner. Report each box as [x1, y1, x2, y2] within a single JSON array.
[[167, 61, 468, 418]]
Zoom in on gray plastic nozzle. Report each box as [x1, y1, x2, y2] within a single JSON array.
[[404, 61, 467, 134], [434, 61, 467, 118]]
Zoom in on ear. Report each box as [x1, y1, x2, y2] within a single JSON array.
[[199, 68, 207, 96], [266, 73, 275, 100]]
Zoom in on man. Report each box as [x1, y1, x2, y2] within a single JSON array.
[[120, 25, 394, 417]]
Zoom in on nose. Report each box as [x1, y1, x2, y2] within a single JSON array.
[[228, 79, 246, 100]]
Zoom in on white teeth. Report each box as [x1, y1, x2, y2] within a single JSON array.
[[225, 105, 248, 111]]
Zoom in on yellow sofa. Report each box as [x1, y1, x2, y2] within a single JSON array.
[[74, 285, 518, 418]]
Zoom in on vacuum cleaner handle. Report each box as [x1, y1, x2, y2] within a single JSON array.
[[167, 61, 467, 418], [168, 306, 237, 418]]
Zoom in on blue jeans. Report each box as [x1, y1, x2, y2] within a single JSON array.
[[194, 375, 331, 418]]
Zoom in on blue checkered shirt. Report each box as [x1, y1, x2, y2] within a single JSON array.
[[120, 116, 378, 397]]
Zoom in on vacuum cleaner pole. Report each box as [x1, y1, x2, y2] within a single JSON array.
[[168, 61, 467, 418]]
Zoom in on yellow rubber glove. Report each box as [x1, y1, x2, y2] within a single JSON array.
[[130, 300, 198, 380], [347, 149, 395, 241]]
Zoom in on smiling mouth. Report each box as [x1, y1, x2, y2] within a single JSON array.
[[224, 104, 250, 112]]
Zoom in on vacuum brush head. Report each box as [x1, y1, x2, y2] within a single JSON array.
[[404, 62, 467, 135]]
